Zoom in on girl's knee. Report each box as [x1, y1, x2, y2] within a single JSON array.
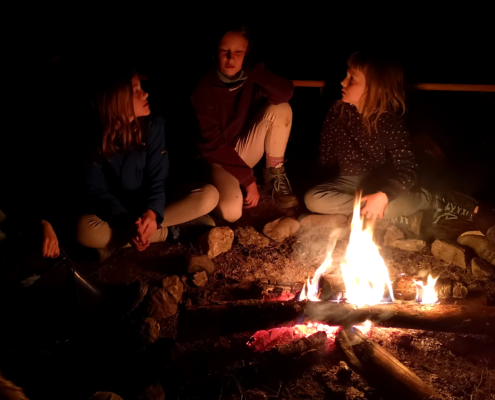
[[214, 199, 242, 223], [304, 187, 320, 212], [269, 102, 292, 124], [76, 214, 110, 248]]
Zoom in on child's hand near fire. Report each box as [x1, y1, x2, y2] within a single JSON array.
[[360, 192, 389, 220], [243, 181, 260, 209], [41, 219, 60, 258], [132, 209, 158, 251]]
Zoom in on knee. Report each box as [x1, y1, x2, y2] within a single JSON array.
[[268, 103, 292, 126], [76, 214, 109, 249], [198, 184, 220, 214], [304, 187, 321, 213], [215, 198, 243, 223]]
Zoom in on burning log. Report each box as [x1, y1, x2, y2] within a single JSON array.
[[178, 301, 495, 341], [337, 328, 440, 400], [271, 330, 327, 357]]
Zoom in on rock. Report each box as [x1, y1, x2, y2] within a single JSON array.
[[147, 276, 184, 320], [431, 239, 467, 268], [391, 239, 426, 252], [393, 276, 417, 301], [345, 386, 366, 399], [139, 318, 160, 344], [452, 281, 468, 298], [384, 226, 404, 247], [435, 278, 452, 299], [337, 361, 352, 381], [187, 254, 215, 276], [193, 271, 208, 287], [299, 214, 347, 229], [263, 217, 300, 242], [199, 226, 234, 258], [235, 226, 270, 248], [161, 275, 183, 303], [472, 258, 495, 281]]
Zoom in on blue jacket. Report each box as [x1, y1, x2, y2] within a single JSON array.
[[83, 116, 169, 225]]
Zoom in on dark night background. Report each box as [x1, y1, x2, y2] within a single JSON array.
[[5, 7, 495, 210]]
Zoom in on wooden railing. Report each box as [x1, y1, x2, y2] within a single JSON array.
[[291, 80, 495, 92]]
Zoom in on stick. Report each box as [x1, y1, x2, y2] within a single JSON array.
[[337, 328, 440, 400]]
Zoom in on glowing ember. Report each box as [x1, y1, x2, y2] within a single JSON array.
[[340, 194, 394, 307], [415, 274, 439, 304], [294, 322, 340, 338], [355, 320, 372, 335]]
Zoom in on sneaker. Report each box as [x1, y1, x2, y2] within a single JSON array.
[[457, 233, 495, 266], [263, 166, 298, 209], [433, 191, 478, 224], [389, 212, 424, 235]]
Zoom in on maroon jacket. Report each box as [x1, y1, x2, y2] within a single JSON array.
[[191, 63, 294, 187]]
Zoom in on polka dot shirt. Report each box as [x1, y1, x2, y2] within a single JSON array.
[[318, 102, 418, 201]]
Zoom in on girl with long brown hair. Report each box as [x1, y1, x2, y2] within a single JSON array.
[[304, 50, 425, 223], [304, 51, 495, 256], [77, 67, 218, 259]]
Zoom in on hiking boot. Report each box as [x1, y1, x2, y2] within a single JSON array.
[[263, 166, 298, 209], [389, 212, 424, 235], [433, 191, 478, 224], [457, 233, 495, 266]]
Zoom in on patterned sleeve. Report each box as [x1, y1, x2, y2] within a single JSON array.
[[318, 104, 339, 168], [379, 115, 418, 201]]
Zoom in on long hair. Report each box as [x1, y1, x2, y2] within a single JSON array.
[[91, 66, 143, 160], [346, 51, 406, 133]]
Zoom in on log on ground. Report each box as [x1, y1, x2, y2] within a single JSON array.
[[337, 327, 440, 400], [177, 301, 495, 341]]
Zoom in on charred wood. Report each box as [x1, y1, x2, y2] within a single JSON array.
[[178, 301, 495, 341], [337, 328, 440, 400]]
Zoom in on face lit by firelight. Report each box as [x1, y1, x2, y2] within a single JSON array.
[[217, 31, 249, 77], [132, 76, 150, 118], [341, 68, 366, 107]]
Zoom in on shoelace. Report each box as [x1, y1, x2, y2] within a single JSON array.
[[433, 211, 458, 224], [272, 174, 292, 196]]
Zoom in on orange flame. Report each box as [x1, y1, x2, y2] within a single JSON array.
[[340, 194, 394, 307], [299, 251, 334, 301], [415, 274, 438, 304]]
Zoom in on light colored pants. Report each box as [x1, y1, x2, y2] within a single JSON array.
[[304, 176, 435, 219], [211, 102, 293, 222], [77, 183, 219, 249]]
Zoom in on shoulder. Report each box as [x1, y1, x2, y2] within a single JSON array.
[[324, 101, 346, 122], [146, 116, 166, 143]]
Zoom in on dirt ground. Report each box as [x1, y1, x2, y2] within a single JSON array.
[[1, 188, 495, 399]]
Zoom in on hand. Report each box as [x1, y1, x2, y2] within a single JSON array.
[[243, 181, 260, 209], [360, 192, 389, 220], [41, 220, 60, 258], [132, 209, 158, 251]]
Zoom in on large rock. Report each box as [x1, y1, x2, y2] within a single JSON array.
[[391, 239, 426, 252], [452, 281, 468, 299], [384, 226, 404, 247], [431, 239, 467, 268], [161, 276, 184, 303], [147, 276, 184, 320], [235, 226, 270, 248], [199, 227, 234, 258], [471, 258, 495, 281], [263, 217, 300, 242], [187, 254, 215, 276], [299, 214, 347, 229]]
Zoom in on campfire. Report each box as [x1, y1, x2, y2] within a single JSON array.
[[299, 193, 438, 307], [178, 192, 495, 399]]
